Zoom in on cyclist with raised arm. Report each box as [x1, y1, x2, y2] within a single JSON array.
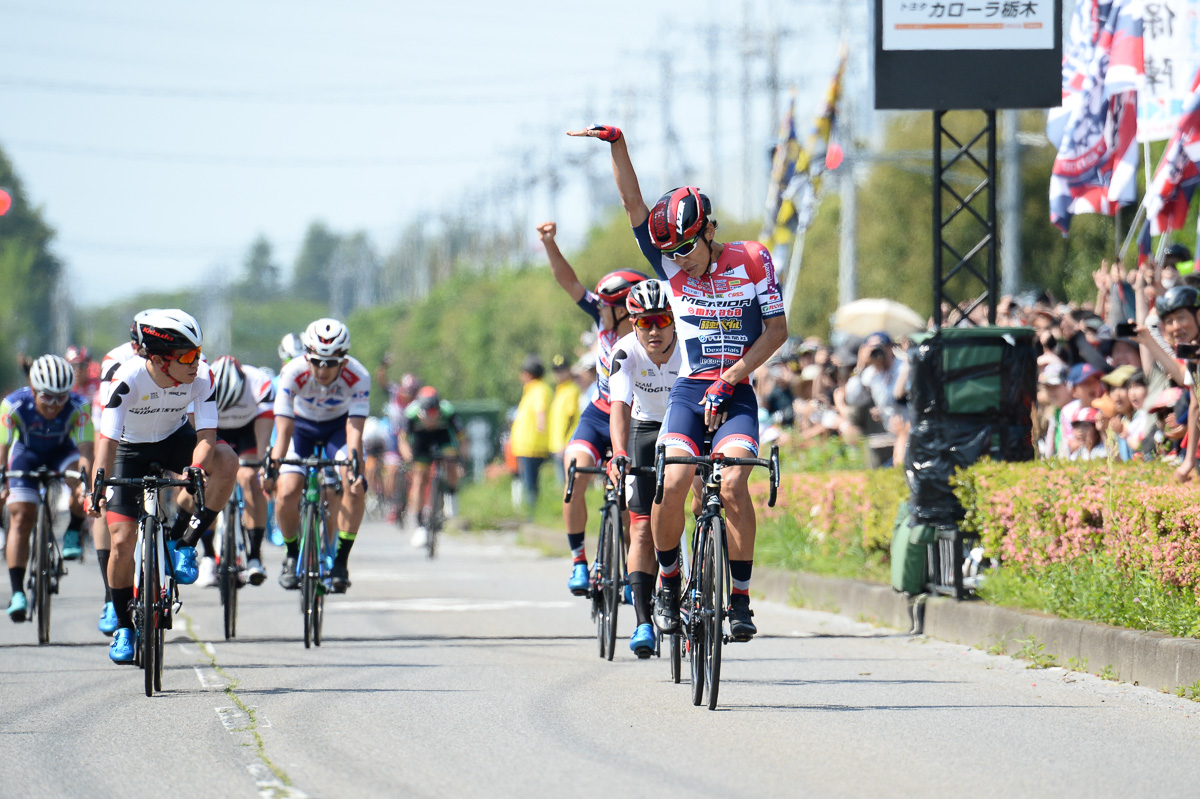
[[88, 310, 239, 663], [570, 124, 789, 641], [536, 219, 646, 595], [607, 280, 681, 657], [405, 386, 463, 547], [2, 356, 92, 622], [211, 356, 276, 585], [263, 318, 369, 594]]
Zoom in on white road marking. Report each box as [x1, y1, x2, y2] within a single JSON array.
[[349, 571, 481, 581], [328, 597, 574, 613], [215, 705, 271, 730], [247, 762, 309, 799], [193, 665, 224, 690]]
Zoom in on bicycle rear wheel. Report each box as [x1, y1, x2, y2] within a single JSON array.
[[142, 519, 160, 697], [602, 504, 621, 662], [33, 504, 52, 644], [219, 509, 238, 640], [704, 516, 726, 711], [670, 631, 681, 683]]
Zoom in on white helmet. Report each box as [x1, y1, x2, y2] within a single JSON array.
[[211, 356, 246, 412], [129, 308, 162, 342], [278, 332, 304, 363], [134, 309, 203, 355], [29, 354, 74, 395], [301, 318, 350, 358]]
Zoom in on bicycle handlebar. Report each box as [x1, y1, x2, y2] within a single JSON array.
[[652, 443, 780, 508], [263, 451, 362, 485], [564, 457, 654, 510], [3, 467, 87, 483], [91, 466, 208, 515]]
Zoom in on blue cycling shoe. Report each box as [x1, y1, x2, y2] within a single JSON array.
[[109, 628, 137, 663], [170, 544, 199, 585], [7, 592, 28, 623], [568, 563, 590, 596], [98, 601, 119, 635], [629, 623, 656, 658], [62, 528, 83, 560]]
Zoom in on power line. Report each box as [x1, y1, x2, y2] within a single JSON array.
[[5, 140, 497, 168]]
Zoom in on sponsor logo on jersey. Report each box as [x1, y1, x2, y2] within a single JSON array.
[[341, 368, 359, 387], [698, 319, 742, 331]]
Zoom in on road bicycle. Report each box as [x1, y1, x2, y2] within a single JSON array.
[[216, 458, 263, 641], [418, 453, 457, 559], [654, 444, 779, 710], [266, 452, 358, 648], [3, 466, 85, 645], [565, 457, 656, 662], [93, 464, 206, 697]]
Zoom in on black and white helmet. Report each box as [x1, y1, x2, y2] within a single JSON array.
[[302, 318, 350, 358], [626, 279, 672, 316], [211, 356, 246, 412], [129, 308, 162, 342], [29, 354, 74, 395], [134, 309, 203, 355], [278, 333, 304, 362]]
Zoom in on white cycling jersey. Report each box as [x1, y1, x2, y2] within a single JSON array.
[[218, 364, 276, 429], [608, 332, 682, 422], [94, 342, 138, 426], [100, 357, 218, 444], [274, 356, 371, 422]]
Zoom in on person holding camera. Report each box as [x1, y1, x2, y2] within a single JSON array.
[[845, 332, 908, 468]]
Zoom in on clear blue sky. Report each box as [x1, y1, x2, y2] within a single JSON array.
[[1, 0, 859, 305]]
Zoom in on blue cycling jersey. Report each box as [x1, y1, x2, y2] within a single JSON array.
[[0, 386, 91, 456]]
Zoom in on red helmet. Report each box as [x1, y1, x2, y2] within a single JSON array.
[[595, 270, 649, 307], [65, 345, 89, 365], [648, 186, 712, 252]]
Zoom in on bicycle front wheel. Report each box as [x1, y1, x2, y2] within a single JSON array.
[[301, 505, 319, 649], [33, 504, 53, 644], [427, 468, 443, 560], [219, 509, 239, 640], [142, 519, 160, 697], [602, 503, 621, 662], [704, 516, 726, 710]]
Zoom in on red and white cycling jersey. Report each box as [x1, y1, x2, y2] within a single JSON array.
[[217, 364, 276, 429], [100, 358, 218, 444], [576, 292, 620, 413], [634, 222, 785, 381], [274, 356, 371, 422]]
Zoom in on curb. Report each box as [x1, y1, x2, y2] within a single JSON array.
[[516, 522, 1200, 693]]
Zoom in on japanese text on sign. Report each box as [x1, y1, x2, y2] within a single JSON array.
[[882, 0, 1054, 50]]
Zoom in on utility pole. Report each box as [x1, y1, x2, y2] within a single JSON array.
[[1000, 109, 1022, 296], [707, 18, 720, 192], [741, 0, 754, 219], [661, 52, 675, 189]]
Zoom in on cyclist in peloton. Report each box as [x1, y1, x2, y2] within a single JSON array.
[[570, 124, 789, 641], [607, 280, 681, 657], [88, 309, 239, 663], [263, 318, 369, 594], [536, 219, 646, 596], [89, 310, 158, 635], [211, 356, 276, 586], [404, 386, 463, 547], [2, 356, 92, 623]]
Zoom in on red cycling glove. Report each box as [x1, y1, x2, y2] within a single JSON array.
[[588, 124, 622, 142], [701, 379, 736, 412]]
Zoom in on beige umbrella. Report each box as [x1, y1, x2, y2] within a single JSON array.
[[832, 298, 927, 339]]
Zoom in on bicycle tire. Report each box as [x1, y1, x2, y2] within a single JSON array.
[[220, 508, 238, 640], [670, 631, 681, 683], [689, 528, 706, 706], [705, 515, 726, 711], [602, 503, 620, 662], [33, 503, 52, 644], [313, 510, 329, 648], [142, 518, 159, 697], [302, 504, 318, 649], [426, 467, 443, 560]]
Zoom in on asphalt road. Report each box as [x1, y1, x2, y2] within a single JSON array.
[[4, 522, 1200, 799]]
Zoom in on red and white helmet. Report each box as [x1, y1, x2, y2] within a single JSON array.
[[301, 318, 350, 358], [64, 345, 89, 365], [647, 186, 712, 252], [595, 270, 649, 307]]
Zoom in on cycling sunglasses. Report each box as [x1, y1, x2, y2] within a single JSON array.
[[307, 355, 345, 369], [662, 235, 701, 261], [633, 314, 673, 330], [37, 391, 70, 405], [165, 347, 202, 365]]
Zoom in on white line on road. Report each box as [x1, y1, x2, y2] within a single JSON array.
[[216, 705, 272, 730], [328, 597, 575, 613], [247, 761, 308, 799], [193, 665, 224, 690]]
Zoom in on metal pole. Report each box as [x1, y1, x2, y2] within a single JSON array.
[[838, 159, 857, 306], [932, 111, 943, 329], [987, 109, 998, 325], [1000, 109, 1021, 297]]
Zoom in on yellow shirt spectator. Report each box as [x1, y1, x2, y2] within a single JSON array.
[[548, 371, 581, 455], [511, 376, 553, 458]]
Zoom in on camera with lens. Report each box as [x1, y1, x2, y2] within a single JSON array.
[[1176, 343, 1200, 361]]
